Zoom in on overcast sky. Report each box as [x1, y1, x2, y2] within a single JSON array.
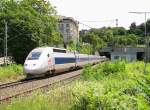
[[50, 0, 150, 30]]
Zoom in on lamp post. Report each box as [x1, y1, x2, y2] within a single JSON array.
[[129, 12, 150, 73], [5, 20, 8, 66]]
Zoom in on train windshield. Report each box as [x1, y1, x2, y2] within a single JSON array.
[[27, 52, 42, 60]]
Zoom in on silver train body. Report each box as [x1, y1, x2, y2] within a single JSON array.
[[23, 47, 106, 76]]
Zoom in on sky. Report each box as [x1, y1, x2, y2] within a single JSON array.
[[50, 0, 150, 30]]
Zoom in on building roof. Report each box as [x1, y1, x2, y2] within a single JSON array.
[[58, 15, 79, 27], [100, 47, 148, 53]]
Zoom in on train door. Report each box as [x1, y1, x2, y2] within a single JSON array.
[[45, 49, 55, 73]]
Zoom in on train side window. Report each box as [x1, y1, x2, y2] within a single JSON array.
[[53, 49, 66, 53], [47, 54, 50, 57]]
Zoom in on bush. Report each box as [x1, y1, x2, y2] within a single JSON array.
[[71, 82, 105, 110], [0, 64, 23, 82], [71, 81, 149, 110], [81, 64, 96, 80], [81, 61, 126, 81], [72, 61, 150, 110], [101, 61, 126, 75]]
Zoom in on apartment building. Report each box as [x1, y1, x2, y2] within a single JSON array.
[[58, 16, 79, 45]]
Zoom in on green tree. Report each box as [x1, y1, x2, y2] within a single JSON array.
[[67, 40, 76, 51], [116, 34, 138, 47], [112, 27, 126, 35], [128, 20, 150, 45], [79, 43, 93, 54], [89, 28, 115, 47], [82, 33, 105, 54], [128, 22, 143, 36], [90, 28, 113, 43], [0, 0, 62, 64]]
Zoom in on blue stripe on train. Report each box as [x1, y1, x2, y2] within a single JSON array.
[[54, 57, 99, 64], [76, 58, 89, 62], [55, 57, 76, 64]]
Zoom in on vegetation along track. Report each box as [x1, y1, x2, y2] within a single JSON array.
[[0, 69, 82, 103]]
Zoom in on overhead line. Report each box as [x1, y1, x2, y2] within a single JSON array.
[[78, 19, 118, 29], [80, 19, 116, 22], [78, 21, 94, 29]]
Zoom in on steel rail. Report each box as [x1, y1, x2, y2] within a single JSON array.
[[0, 69, 82, 103]]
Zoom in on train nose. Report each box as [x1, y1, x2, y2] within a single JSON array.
[[24, 63, 42, 74], [24, 63, 37, 69]]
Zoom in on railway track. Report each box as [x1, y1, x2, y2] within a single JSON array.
[[0, 80, 32, 89], [0, 69, 82, 103], [0, 76, 51, 89]]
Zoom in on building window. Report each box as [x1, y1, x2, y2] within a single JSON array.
[[66, 24, 70, 33], [66, 23, 70, 28], [114, 56, 119, 59], [60, 24, 64, 33], [66, 28, 70, 33]]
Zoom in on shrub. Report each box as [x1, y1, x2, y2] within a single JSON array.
[[0, 64, 23, 82], [72, 61, 150, 110], [101, 61, 126, 75], [81, 61, 126, 81]]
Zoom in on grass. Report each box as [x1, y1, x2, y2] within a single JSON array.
[[0, 84, 75, 110], [1, 61, 150, 110], [0, 64, 24, 83]]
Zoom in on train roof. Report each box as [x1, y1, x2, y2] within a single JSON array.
[[31, 47, 69, 53], [33, 47, 66, 50]]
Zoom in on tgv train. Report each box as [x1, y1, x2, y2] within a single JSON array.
[[23, 47, 106, 77]]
